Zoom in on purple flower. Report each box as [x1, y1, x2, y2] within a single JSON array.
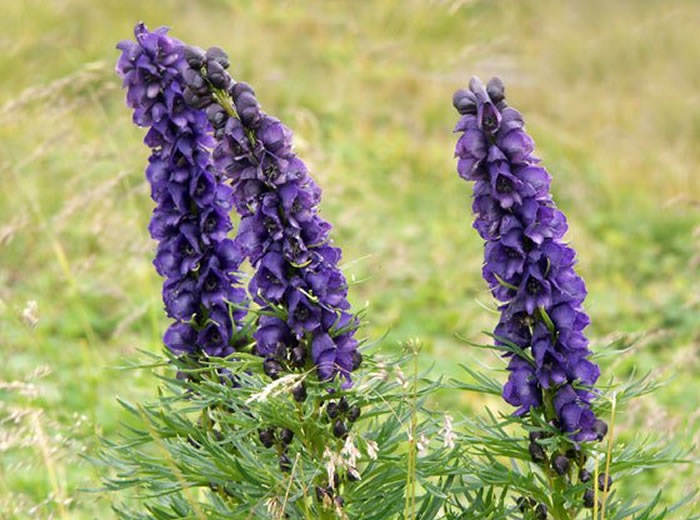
[[116, 23, 247, 357], [503, 358, 542, 416], [452, 76, 603, 441]]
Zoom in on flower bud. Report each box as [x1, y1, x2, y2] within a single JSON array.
[[280, 428, 294, 446], [583, 488, 596, 508], [579, 468, 592, 483], [184, 45, 206, 69], [315, 486, 329, 501], [290, 346, 306, 367], [486, 77, 505, 104], [258, 428, 275, 448], [338, 397, 349, 413], [534, 503, 547, 520], [207, 60, 230, 90], [326, 401, 339, 419], [206, 46, 230, 69], [333, 419, 347, 438], [182, 87, 212, 109], [516, 496, 536, 513], [263, 358, 283, 379], [593, 419, 608, 441], [452, 88, 477, 115], [351, 350, 363, 371], [292, 383, 307, 402], [183, 68, 206, 91], [231, 81, 255, 101], [334, 496, 344, 508], [279, 453, 292, 472], [206, 104, 227, 129], [528, 430, 548, 443], [347, 406, 361, 423], [597, 472, 613, 491], [551, 453, 570, 476], [528, 441, 546, 464]]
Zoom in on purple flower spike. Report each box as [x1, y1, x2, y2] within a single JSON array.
[[452, 76, 603, 442], [183, 58, 362, 385], [116, 23, 247, 357]]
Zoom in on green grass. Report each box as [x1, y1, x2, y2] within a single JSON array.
[[0, 0, 698, 517]]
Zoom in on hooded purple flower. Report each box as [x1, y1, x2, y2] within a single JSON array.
[[452, 76, 603, 442], [116, 23, 247, 357]]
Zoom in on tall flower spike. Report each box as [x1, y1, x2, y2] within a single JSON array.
[[452, 76, 606, 442], [116, 23, 247, 357], [181, 50, 362, 386]]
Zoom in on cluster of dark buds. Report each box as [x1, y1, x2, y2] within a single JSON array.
[[176, 42, 364, 392], [258, 426, 295, 472], [452, 76, 607, 443], [116, 24, 248, 360], [516, 496, 547, 520], [324, 396, 361, 439], [316, 480, 346, 511]]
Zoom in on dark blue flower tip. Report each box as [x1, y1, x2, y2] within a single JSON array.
[[205, 46, 229, 69], [486, 76, 505, 104]]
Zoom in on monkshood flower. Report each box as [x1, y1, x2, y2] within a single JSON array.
[[451, 77, 606, 443], [116, 23, 247, 357], [178, 50, 362, 386]]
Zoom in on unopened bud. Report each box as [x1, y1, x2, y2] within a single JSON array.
[[452, 88, 476, 115], [486, 77, 505, 104], [206, 46, 230, 69]]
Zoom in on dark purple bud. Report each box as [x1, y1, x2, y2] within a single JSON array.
[[183, 68, 206, 91], [486, 77, 505, 104], [579, 468, 592, 483], [452, 88, 477, 115], [206, 104, 227, 129], [516, 496, 536, 513], [334, 496, 344, 508], [351, 350, 363, 371], [182, 87, 212, 109], [292, 383, 307, 402], [333, 472, 341, 488], [258, 428, 275, 448], [597, 473, 613, 491], [552, 454, 570, 476], [315, 486, 329, 501], [326, 401, 339, 420], [207, 60, 230, 89], [206, 46, 230, 69], [332, 419, 347, 438], [280, 428, 294, 446], [290, 346, 306, 367], [583, 488, 595, 508], [184, 45, 206, 68], [347, 470, 359, 482], [279, 453, 292, 472], [528, 430, 548, 443], [529, 441, 546, 464], [231, 81, 255, 101], [347, 406, 361, 423], [338, 397, 349, 413], [593, 419, 608, 441], [534, 503, 547, 520], [263, 358, 283, 379]]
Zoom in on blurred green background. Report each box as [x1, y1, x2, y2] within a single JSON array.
[[0, 0, 698, 517]]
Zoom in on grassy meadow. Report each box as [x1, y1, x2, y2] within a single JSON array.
[[0, 0, 698, 517]]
